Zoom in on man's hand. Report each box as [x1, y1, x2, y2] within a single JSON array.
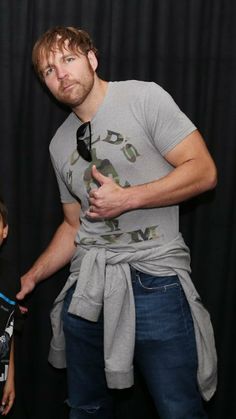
[[86, 165, 130, 219], [16, 273, 36, 301]]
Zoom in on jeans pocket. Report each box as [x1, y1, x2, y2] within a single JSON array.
[[133, 273, 195, 344], [136, 273, 179, 293]]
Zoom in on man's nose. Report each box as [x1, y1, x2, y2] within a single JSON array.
[[56, 66, 67, 80]]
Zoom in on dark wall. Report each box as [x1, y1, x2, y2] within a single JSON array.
[[0, 0, 235, 418]]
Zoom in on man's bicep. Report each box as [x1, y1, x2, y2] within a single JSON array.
[[164, 130, 212, 168], [62, 201, 81, 229]]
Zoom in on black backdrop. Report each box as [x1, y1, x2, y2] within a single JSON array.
[[0, 0, 235, 418]]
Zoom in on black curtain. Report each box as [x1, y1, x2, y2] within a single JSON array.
[[0, 0, 235, 418]]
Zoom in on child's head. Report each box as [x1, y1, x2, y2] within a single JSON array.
[[0, 198, 8, 246]]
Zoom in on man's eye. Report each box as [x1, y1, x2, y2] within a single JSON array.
[[66, 57, 75, 63], [44, 68, 53, 77]]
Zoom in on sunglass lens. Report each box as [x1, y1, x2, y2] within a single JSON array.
[[76, 123, 92, 162]]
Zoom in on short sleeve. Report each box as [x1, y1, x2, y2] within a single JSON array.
[[50, 152, 77, 204], [144, 83, 197, 155]]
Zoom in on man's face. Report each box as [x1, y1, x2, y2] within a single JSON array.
[[40, 41, 97, 108], [0, 217, 8, 246]]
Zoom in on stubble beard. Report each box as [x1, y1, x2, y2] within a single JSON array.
[[57, 79, 94, 107], [56, 63, 95, 108]]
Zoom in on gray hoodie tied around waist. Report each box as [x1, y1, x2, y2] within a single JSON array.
[[48, 233, 217, 401]]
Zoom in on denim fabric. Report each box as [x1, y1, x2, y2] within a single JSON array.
[[62, 284, 114, 419], [132, 272, 207, 419], [62, 272, 207, 419]]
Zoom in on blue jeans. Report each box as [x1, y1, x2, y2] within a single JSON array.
[[62, 271, 207, 419]]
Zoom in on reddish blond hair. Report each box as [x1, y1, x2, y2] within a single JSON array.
[[32, 26, 98, 81]]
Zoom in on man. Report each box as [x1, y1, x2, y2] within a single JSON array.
[[17, 26, 217, 419]]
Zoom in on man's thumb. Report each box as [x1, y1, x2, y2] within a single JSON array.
[[91, 165, 108, 185], [16, 290, 26, 300]]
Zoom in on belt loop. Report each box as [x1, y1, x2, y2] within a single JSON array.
[[130, 266, 139, 281]]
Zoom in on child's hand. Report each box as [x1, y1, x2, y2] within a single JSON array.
[[19, 305, 28, 314], [0, 379, 15, 415]]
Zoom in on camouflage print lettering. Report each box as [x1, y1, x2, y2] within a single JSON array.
[[84, 150, 121, 193], [102, 130, 124, 145], [105, 219, 121, 232], [128, 226, 160, 243], [101, 233, 123, 244], [121, 143, 141, 163]]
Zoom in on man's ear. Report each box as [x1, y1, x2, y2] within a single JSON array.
[[87, 50, 98, 71], [3, 224, 8, 239]]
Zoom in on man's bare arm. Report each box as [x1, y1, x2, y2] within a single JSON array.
[[87, 130, 217, 219], [17, 201, 81, 300]]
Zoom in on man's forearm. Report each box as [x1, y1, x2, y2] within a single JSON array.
[[17, 220, 78, 300], [87, 153, 217, 220], [126, 157, 217, 210], [26, 221, 77, 283]]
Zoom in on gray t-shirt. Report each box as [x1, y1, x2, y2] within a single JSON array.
[[49, 82, 217, 399], [50, 81, 196, 260]]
